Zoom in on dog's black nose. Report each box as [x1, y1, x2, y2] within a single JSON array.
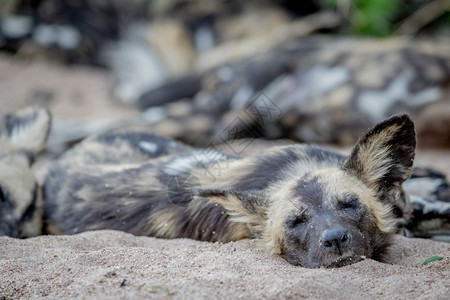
[[321, 227, 351, 255]]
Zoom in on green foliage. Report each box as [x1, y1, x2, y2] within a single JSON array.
[[320, 0, 403, 36], [437, 11, 450, 25], [147, 285, 171, 295], [421, 255, 444, 266]]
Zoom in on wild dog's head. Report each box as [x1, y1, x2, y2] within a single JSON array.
[[0, 106, 51, 237], [199, 115, 415, 268]]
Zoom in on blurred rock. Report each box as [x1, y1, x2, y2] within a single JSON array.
[[416, 101, 450, 147]]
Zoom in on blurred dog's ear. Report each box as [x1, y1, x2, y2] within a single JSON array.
[[343, 114, 416, 203], [2, 106, 52, 154]]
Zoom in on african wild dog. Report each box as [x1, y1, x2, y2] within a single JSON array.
[[0, 106, 51, 237], [44, 114, 415, 268]]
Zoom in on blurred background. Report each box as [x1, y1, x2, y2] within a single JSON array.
[[1, 0, 450, 155]]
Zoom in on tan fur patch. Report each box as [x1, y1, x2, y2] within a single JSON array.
[[147, 209, 182, 238], [264, 179, 301, 255], [0, 154, 35, 216], [315, 168, 397, 234]]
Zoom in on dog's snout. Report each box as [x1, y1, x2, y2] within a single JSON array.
[[321, 227, 351, 255]]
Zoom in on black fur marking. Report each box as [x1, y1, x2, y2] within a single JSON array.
[[20, 184, 38, 223], [370, 233, 394, 263], [295, 177, 324, 206], [165, 173, 200, 207], [172, 201, 232, 241], [79, 194, 158, 235], [409, 167, 450, 202], [0, 187, 7, 203], [233, 146, 300, 191], [0, 187, 18, 237], [303, 146, 345, 165], [137, 74, 202, 108], [4, 107, 52, 152], [5, 111, 38, 138], [21, 150, 36, 165], [337, 194, 359, 210], [408, 200, 450, 222]]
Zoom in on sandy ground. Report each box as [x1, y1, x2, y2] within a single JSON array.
[[1, 231, 449, 299], [1, 56, 450, 299]]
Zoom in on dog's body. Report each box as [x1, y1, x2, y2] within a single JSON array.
[[44, 115, 416, 267]]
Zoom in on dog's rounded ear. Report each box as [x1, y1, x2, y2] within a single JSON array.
[[2, 106, 52, 154], [342, 114, 416, 201]]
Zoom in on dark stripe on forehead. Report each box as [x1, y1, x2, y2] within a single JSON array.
[[295, 177, 325, 206], [233, 146, 301, 190], [20, 183, 38, 223], [303, 146, 346, 165]]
